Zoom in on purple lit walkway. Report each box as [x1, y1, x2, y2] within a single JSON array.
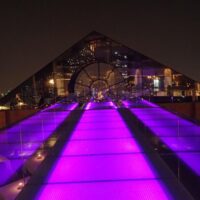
[[0, 103, 77, 186], [35, 105, 174, 200], [130, 100, 200, 176]]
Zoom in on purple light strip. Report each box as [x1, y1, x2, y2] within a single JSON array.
[[85, 102, 92, 110], [122, 100, 130, 108], [66, 103, 78, 111], [41, 103, 60, 111], [131, 100, 200, 176], [37, 109, 173, 200], [108, 101, 117, 109], [122, 99, 159, 108], [85, 101, 117, 110], [37, 180, 173, 200], [141, 99, 159, 108], [0, 103, 77, 186], [42, 102, 78, 111]]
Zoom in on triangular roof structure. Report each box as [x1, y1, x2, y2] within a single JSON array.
[[0, 31, 198, 105]]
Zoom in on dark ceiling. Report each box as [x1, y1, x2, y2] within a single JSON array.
[[0, 0, 200, 93]]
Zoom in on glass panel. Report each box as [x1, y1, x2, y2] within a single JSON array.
[[36, 108, 172, 199]]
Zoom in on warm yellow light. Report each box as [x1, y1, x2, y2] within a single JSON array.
[[0, 105, 9, 110], [49, 79, 55, 85], [18, 102, 25, 106], [48, 139, 57, 147]]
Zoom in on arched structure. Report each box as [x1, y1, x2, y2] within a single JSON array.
[[0, 31, 199, 107]]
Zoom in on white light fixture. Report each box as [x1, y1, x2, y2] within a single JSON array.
[[36, 152, 43, 160], [153, 78, 159, 88], [17, 182, 24, 190]]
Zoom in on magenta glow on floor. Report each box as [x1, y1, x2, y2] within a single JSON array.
[[0, 103, 77, 186], [131, 103, 200, 176], [36, 108, 173, 200]]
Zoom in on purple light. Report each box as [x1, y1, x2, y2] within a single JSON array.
[[108, 101, 117, 109], [37, 109, 172, 199], [85, 102, 92, 110], [41, 103, 60, 111], [122, 99, 159, 108], [131, 100, 200, 176], [62, 139, 142, 156], [67, 103, 78, 111], [47, 154, 157, 183], [42, 102, 78, 111], [0, 103, 77, 186], [122, 100, 130, 108], [141, 99, 159, 107], [85, 101, 117, 110], [71, 129, 132, 140], [37, 180, 172, 200]]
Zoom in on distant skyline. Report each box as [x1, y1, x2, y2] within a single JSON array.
[[0, 0, 200, 93]]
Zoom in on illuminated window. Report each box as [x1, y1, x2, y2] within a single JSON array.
[[153, 78, 159, 88]]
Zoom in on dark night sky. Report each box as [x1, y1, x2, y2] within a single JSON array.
[[0, 0, 200, 93]]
